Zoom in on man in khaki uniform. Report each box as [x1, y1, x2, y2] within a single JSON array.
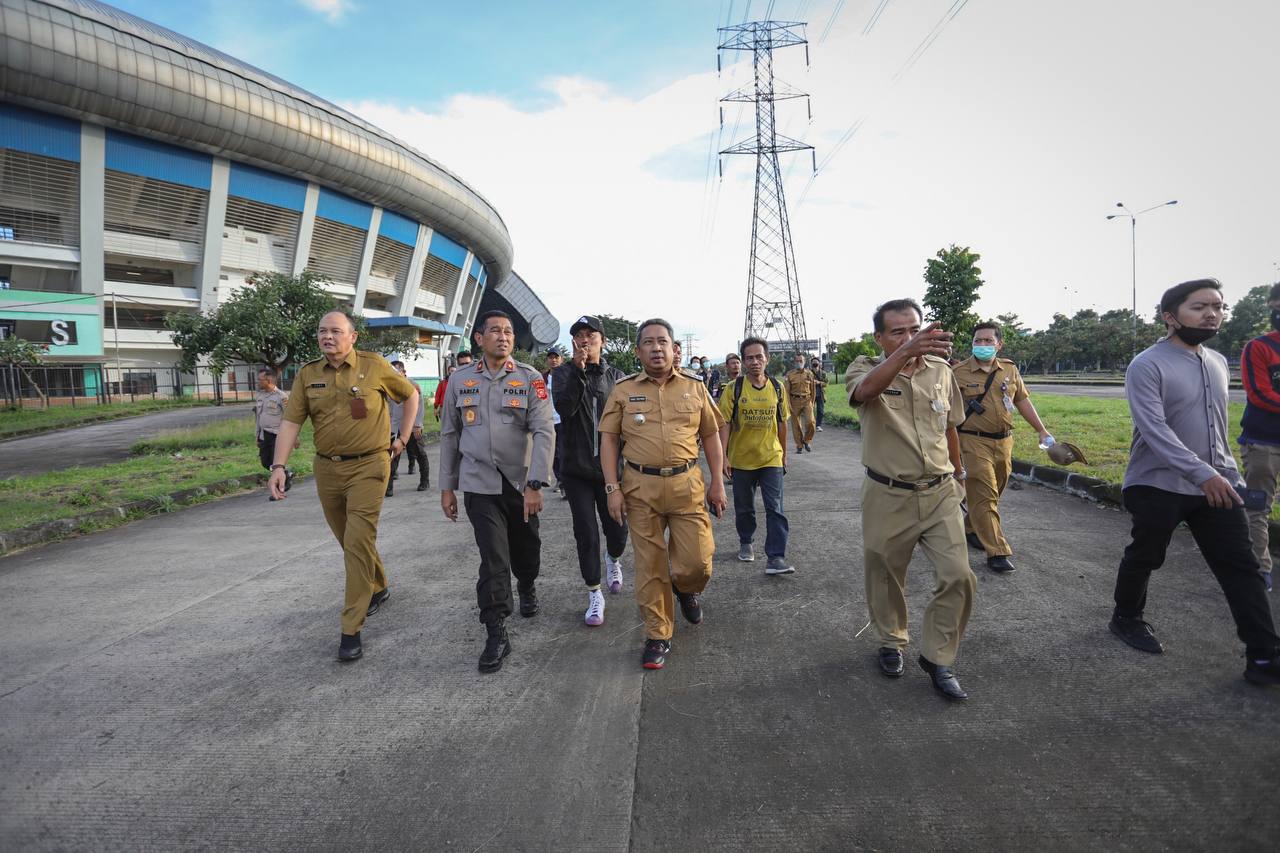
[[846, 298, 977, 700], [810, 356, 828, 432], [600, 317, 727, 670], [269, 311, 420, 663], [784, 353, 816, 453], [953, 321, 1053, 573]]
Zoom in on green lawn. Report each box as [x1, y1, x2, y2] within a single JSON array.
[[0, 398, 213, 439]]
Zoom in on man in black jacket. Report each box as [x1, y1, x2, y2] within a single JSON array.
[[553, 315, 630, 626]]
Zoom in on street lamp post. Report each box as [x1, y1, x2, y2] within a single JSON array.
[[1107, 199, 1178, 360]]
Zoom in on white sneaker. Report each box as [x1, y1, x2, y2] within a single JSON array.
[[606, 554, 624, 593], [585, 589, 605, 626]]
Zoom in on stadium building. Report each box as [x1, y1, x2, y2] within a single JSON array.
[[0, 0, 555, 399]]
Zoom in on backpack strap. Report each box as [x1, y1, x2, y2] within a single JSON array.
[[730, 376, 746, 430], [769, 376, 784, 423]]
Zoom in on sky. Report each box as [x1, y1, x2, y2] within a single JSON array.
[[113, 0, 1280, 361]]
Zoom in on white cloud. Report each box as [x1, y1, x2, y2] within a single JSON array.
[[344, 0, 1280, 360], [298, 0, 354, 24]]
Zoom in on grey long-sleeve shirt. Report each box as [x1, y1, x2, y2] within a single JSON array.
[[1123, 338, 1242, 494]]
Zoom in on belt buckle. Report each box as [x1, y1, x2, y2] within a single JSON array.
[[660, 466, 674, 476], [330, 455, 341, 462]]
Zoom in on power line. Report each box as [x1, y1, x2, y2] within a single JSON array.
[[891, 0, 970, 84], [817, 0, 846, 44], [862, 0, 891, 35]]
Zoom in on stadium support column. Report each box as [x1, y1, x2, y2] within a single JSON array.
[[292, 183, 320, 276], [394, 223, 432, 316], [444, 251, 473, 330], [351, 208, 382, 312], [196, 157, 229, 311], [79, 123, 105, 323]]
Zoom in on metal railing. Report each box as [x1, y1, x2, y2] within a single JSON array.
[[1, 362, 274, 408]]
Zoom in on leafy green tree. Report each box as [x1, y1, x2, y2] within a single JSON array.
[[0, 335, 49, 408], [597, 313, 640, 374], [1213, 283, 1272, 359], [167, 271, 417, 374], [923, 245, 984, 344], [834, 333, 879, 375]]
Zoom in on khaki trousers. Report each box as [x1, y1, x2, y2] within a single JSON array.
[[959, 433, 1014, 557], [861, 476, 976, 666], [621, 465, 715, 641], [789, 397, 815, 447], [1241, 442, 1280, 572], [314, 453, 391, 635]]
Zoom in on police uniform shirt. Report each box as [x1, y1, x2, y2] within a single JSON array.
[[283, 350, 416, 458], [599, 370, 725, 467], [845, 354, 965, 482], [254, 387, 288, 440], [438, 357, 555, 494], [952, 356, 1029, 434], [784, 367, 815, 400]]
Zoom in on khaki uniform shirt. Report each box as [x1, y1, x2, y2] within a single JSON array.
[[845, 354, 965, 482], [783, 367, 815, 401], [599, 370, 725, 467], [438, 357, 555, 495], [254, 387, 288, 439], [283, 350, 416, 458], [951, 356, 1029, 434]]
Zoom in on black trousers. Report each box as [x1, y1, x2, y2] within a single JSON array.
[[1115, 485, 1279, 656], [562, 472, 629, 587], [464, 479, 541, 625], [552, 423, 564, 483], [257, 431, 277, 470], [815, 394, 825, 427], [391, 433, 429, 483]]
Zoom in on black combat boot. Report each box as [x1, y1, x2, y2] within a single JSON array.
[[478, 620, 511, 673]]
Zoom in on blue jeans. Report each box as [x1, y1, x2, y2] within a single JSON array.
[[732, 466, 789, 559]]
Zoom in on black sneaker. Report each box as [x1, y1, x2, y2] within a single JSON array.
[[642, 638, 671, 670], [338, 632, 362, 662], [1244, 655, 1280, 686], [1109, 615, 1164, 654], [367, 587, 390, 617], [674, 588, 702, 624], [479, 621, 511, 673], [518, 586, 539, 617]]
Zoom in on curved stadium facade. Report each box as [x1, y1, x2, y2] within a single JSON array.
[[0, 0, 557, 398]]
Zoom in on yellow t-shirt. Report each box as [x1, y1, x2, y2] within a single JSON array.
[[717, 377, 791, 470]]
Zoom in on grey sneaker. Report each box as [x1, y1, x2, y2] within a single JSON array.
[[765, 556, 795, 575], [737, 543, 755, 562]]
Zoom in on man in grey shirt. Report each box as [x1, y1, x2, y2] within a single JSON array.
[[1112, 278, 1279, 686]]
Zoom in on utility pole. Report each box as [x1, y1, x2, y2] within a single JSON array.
[[681, 333, 696, 365], [718, 19, 815, 354]]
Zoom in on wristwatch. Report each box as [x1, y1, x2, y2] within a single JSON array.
[[270, 464, 287, 472], [604, 483, 619, 495], [526, 480, 545, 491]]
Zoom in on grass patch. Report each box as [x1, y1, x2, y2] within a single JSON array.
[[0, 398, 213, 439]]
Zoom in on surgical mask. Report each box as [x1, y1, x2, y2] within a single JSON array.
[[1271, 309, 1280, 332], [1172, 324, 1217, 346], [972, 345, 997, 361]]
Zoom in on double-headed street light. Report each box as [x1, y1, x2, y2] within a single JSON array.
[[1107, 199, 1178, 359]]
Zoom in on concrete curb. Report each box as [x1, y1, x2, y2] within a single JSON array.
[[0, 403, 227, 443], [0, 473, 273, 556]]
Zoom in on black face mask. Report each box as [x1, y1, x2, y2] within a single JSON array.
[[1271, 309, 1280, 332], [1172, 324, 1218, 346]]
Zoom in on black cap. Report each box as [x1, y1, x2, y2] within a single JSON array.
[[569, 315, 603, 336], [546, 347, 563, 357]]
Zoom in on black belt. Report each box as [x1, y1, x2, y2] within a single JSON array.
[[627, 460, 694, 477], [318, 449, 384, 463], [958, 428, 1012, 439], [865, 467, 950, 491]]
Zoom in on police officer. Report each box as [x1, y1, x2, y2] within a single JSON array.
[[386, 360, 429, 496], [810, 356, 828, 432], [269, 311, 420, 663], [784, 353, 817, 452], [599, 317, 727, 670], [254, 367, 290, 472], [845, 298, 977, 700], [953, 321, 1053, 573], [439, 309, 554, 673]]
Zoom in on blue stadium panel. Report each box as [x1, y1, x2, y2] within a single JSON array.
[[105, 129, 211, 189], [429, 231, 468, 268], [316, 187, 372, 230], [0, 103, 80, 161], [378, 209, 419, 246], [228, 161, 307, 211]]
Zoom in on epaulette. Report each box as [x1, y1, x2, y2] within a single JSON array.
[[679, 368, 702, 380], [922, 354, 951, 365], [300, 355, 325, 367], [997, 357, 1016, 364], [617, 372, 641, 382]]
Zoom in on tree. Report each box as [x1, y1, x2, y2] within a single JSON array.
[[1213, 283, 1273, 360], [598, 313, 640, 374], [167, 271, 417, 375], [0, 335, 49, 408], [923, 244, 984, 344], [834, 333, 879, 375]]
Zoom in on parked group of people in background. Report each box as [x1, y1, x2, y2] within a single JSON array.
[[254, 277, 1280, 696]]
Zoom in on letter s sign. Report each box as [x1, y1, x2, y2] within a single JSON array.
[[50, 319, 70, 346]]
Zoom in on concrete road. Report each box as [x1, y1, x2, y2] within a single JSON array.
[[0, 403, 254, 478], [1, 429, 1277, 851], [1029, 383, 1246, 403]]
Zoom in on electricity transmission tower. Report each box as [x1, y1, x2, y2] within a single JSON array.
[[718, 20, 815, 353]]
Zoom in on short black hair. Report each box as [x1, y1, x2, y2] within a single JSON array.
[[972, 321, 1003, 342], [739, 336, 769, 358], [1269, 281, 1280, 302], [258, 367, 278, 381], [455, 350, 473, 363], [390, 359, 405, 368], [474, 310, 512, 335], [873, 298, 923, 333], [1160, 278, 1222, 316], [636, 318, 674, 345]]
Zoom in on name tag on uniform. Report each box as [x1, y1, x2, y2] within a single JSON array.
[[882, 388, 903, 396], [308, 382, 326, 388], [629, 395, 647, 402]]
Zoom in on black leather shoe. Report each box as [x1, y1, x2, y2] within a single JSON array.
[[384, 480, 394, 498], [518, 586, 539, 617], [1109, 615, 1164, 654], [642, 638, 671, 670], [674, 588, 703, 624], [1244, 655, 1280, 686], [918, 655, 968, 700], [338, 632, 362, 662], [417, 478, 430, 491], [367, 587, 390, 616], [966, 532, 984, 551], [479, 621, 511, 673], [877, 647, 904, 677], [987, 555, 1015, 573]]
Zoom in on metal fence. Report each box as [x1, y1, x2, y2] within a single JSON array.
[[1, 363, 272, 408]]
